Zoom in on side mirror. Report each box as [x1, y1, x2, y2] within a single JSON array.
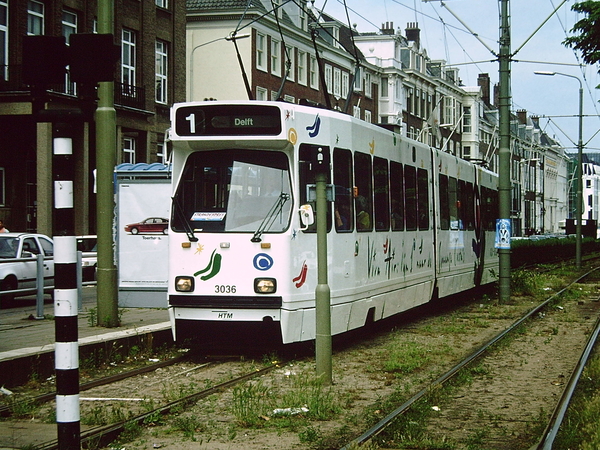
[[299, 204, 314, 230]]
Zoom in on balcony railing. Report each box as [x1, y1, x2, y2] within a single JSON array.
[[1, 65, 146, 110], [114, 82, 146, 110]]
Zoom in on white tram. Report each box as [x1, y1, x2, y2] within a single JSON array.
[[167, 101, 499, 345]]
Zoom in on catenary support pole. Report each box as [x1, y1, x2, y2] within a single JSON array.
[[95, 0, 119, 326], [53, 127, 80, 450], [498, 0, 512, 302], [315, 170, 332, 385]]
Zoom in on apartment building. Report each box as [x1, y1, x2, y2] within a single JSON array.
[[0, 0, 186, 234], [186, 0, 379, 121]]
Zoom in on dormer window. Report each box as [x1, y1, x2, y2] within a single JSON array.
[[323, 25, 340, 49], [299, 2, 307, 31]]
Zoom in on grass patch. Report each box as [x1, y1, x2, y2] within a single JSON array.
[[554, 353, 600, 449]]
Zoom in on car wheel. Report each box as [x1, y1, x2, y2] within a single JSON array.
[[0, 276, 17, 307], [162, 227, 168, 235], [131, 228, 139, 235]]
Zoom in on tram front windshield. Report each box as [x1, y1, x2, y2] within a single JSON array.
[[171, 149, 292, 234]]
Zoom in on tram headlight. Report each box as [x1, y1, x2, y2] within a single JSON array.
[[175, 276, 195, 292], [254, 278, 277, 294]]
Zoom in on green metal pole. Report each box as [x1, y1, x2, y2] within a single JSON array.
[[96, 0, 119, 326], [315, 171, 332, 385], [576, 84, 583, 269], [498, 0, 511, 302]]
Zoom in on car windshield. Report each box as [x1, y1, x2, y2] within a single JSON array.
[[0, 237, 18, 258], [171, 149, 292, 234]]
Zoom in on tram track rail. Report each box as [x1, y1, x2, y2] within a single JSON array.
[[533, 313, 600, 449], [340, 266, 600, 449], [34, 363, 279, 450], [4, 260, 600, 450], [0, 353, 191, 418]]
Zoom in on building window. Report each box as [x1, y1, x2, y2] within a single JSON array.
[[155, 40, 168, 104], [401, 49, 410, 69], [310, 56, 318, 89], [271, 39, 280, 76], [341, 72, 349, 99], [381, 77, 388, 97], [365, 72, 372, 97], [62, 10, 77, 95], [27, 1, 44, 35], [444, 96, 456, 126], [62, 10, 77, 39], [122, 28, 136, 87], [256, 32, 266, 71], [157, 139, 166, 164], [285, 45, 295, 81], [365, 110, 372, 123], [0, 0, 7, 80], [283, 94, 295, 103], [155, 0, 167, 8], [299, 2, 307, 31], [324, 64, 332, 94], [123, 137, 136, 164], [256, 86, 268, 100], [353, 105, 360, 119], [333, 67, 341, 97], [272, 0, 282, 18], [463, 106, 472, 133], [354, 66, 362, 91], [297, 50, 307, 85]]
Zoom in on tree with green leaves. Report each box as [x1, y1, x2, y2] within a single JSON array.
[[563, 1, 600, 67]]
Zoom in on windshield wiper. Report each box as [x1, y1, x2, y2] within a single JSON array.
[[172, 196, 198, 242], [251, 193, 290, 242]]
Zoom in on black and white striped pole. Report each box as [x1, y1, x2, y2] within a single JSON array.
[[53, 123, 80, 450]]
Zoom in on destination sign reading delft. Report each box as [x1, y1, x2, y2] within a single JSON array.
[[175, 104, 282, 136]]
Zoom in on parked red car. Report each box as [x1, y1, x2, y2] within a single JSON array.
[[124, 218, 169, 235]]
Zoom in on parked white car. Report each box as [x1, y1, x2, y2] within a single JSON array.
[[0, 233, 54, 303], [77, 235, 97, 282]]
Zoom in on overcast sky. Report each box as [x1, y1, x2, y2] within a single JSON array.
[[313, 0, 600, 152]]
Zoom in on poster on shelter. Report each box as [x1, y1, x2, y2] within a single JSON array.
[[118, 182, 170, 289]]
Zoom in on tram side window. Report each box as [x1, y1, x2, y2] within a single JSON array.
[[299, 144, 332, 233], [482, 187, 498, 231], [461, 180, 475, 230], [390, 161, 404, 231], [449, 176, 460, 230], [417, 168, 430, 230], [374, 157, 390, 231], [333, 148, 354, 232], [405, 165, 417, 231], [354, 152, 373, 231], [439, 174, 450, 230]]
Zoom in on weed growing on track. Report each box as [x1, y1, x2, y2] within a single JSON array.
[[231, 373, 342, 428]]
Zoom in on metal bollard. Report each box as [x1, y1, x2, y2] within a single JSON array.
[[35, 253, 45, 319]]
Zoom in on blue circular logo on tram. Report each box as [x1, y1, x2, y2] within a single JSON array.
[[253, 253, 274, 271]]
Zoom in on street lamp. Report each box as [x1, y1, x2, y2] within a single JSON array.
[[534, 70, 584, 268], [189, 32, 250, 101]]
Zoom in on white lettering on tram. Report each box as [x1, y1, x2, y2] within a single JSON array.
[[217, 312, 234, 319], [235, 118, 254, 126]]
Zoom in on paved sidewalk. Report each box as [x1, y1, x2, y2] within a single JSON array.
[[0, 286, 171, 362]]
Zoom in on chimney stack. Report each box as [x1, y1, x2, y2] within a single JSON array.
[[381, 22, 394, 35], [477, 73, 491, 106], [405, 22, 420, 48], [517, 109, 527, 125]]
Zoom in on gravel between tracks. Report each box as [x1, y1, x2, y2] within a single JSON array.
[[88, 272, 600, 450]]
